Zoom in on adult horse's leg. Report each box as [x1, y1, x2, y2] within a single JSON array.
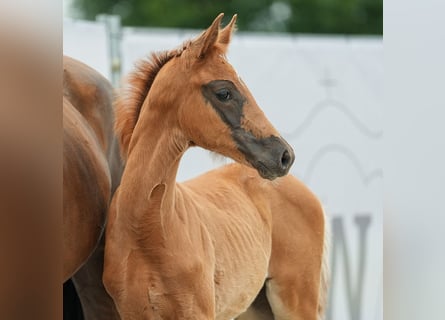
[[72, 234, 120, 320], [64, 279, 84, 320]]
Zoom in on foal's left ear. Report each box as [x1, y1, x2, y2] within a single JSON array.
[[192, 13, 224, 58], [218, 14, 237, 48]]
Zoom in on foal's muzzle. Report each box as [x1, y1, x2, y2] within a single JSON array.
[[233, 131, 295, 180], [252, 138, 295, 180]]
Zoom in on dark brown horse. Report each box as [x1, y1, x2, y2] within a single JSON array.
[[63, 56, 122, 319], [104, 14, 328, 320]]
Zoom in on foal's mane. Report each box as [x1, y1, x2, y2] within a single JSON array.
[[115, 42, 191, 159]]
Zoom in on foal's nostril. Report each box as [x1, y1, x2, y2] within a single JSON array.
[[280, 149, 292, 169]]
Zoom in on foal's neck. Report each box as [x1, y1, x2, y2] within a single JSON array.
[[123, 102, 188, 212]]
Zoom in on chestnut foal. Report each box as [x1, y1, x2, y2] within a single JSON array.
[[104, 14, 328, 320]]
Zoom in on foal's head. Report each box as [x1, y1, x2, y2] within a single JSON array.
[[118, 13, 295, 180]]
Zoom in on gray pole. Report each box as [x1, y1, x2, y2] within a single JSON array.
[[96, 14, 122, 87]]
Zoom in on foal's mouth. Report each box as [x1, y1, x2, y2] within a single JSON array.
[[255, 161, 281, 180]]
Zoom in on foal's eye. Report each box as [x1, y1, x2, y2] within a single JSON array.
[[215, 89, 231, 102]]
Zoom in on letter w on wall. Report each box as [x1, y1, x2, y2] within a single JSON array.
[[326, 215, 371, 320]]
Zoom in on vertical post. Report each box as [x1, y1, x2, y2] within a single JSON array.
[[96, 14, 122, 87]]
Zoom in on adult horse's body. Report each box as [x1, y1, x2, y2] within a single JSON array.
[[63, 56, 122, 319], [103, 14, 328, 320]]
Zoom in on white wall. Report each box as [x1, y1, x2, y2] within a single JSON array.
[[63, 18, 111, 80], [64, 20, 382, 320]]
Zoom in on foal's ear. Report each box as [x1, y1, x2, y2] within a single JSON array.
[[192, 13, 224, 59], [218, 14, 237, 48]]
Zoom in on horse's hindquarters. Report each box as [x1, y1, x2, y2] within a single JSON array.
[[63, 102, 111, 280]]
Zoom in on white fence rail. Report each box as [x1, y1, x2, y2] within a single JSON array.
[[64, 18, 382, 320]]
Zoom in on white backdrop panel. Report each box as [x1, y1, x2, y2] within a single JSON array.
[[63, 19, 111, 80]]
